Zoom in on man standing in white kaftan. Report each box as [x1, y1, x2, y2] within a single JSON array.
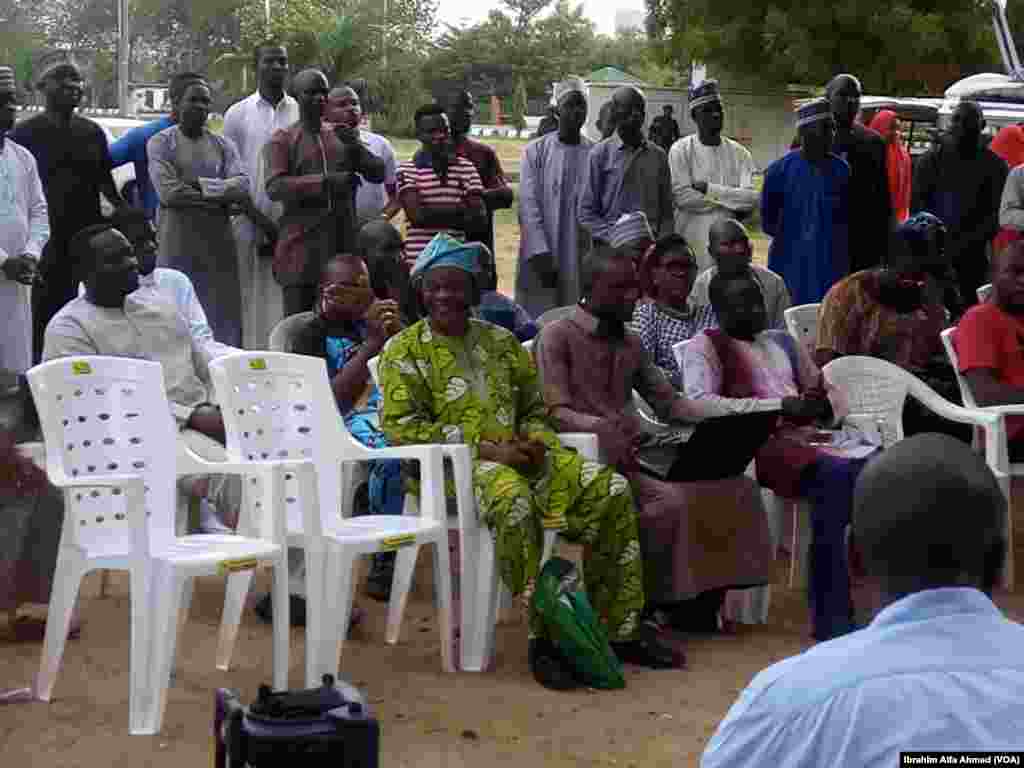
[[515, 76, 593, 318], [669, 80, 759, 272], [222, 43, 299, 348], [0, 67, 48, 373]]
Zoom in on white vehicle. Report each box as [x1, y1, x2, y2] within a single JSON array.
[[92, 115, 148, 205], [938, 0, 1024, 134]]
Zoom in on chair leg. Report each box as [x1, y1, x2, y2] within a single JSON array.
[[139, 563, 186, 735], [270, 552, 290, 692], [318, 547, 355, 682], [385, 543, 419, 646], [788, 501, 800, 590], [1001, 475, 1015, 592], [463, 528, 500, 673], [431, 534, 455, 673], [302, 545, 325, 689], [34, 549, 87, 702], [215, 571, 255, 672], [128, 562, 152, 736]]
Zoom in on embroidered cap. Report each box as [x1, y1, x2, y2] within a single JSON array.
[[610, 212, 655, 249], [796, 98, 833, 129], [0, 66, 16, 93], [554, 76, 586, 105], [689, 79, 722, 111]]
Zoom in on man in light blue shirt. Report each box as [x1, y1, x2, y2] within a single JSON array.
[[703, 433, 1024, 767]]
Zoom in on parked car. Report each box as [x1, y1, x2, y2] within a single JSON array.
[[857, 95, 941, 161]]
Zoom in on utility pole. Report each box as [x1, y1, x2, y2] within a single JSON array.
[[117, 0, 131, 116]]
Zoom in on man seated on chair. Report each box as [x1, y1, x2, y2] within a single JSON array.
[[956, 239, 1024, 461], [816, 212, 969, 440], [536, 244, 777, 637], [79, 207, 238, 361], [702, 434, 1024, 767], [683, 269, 876, 642], [289, 251, 405, 606], [689, 219, 790, 330], [41, 223, 238, 534], [379, 233, 683, 689]]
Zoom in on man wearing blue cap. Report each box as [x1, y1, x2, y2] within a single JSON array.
[[669, 80, 759, 272], [762, 98, 851, 305]]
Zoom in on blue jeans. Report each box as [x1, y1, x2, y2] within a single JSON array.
[[346, 409, 403, 517]]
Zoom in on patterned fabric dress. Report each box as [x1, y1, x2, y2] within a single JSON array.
[[379, 318, 644, 640], [323, 326, 402, 517]]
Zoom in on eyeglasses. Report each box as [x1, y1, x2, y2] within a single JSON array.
[[659, 261, 698, 276]]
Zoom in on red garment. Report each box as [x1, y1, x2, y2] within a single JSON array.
[[868, 110, 911, 223], [994, 227, 1023, 256], [955, 302, 1024, 440], [990, 125, 1024, 169]]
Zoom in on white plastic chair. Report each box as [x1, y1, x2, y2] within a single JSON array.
[[268, 311, 367, 529], [784, 303, 821, 358], [209, 352, 454, 686], [535, 305, 576, 328], [366, 353, 599, 672], [977, 283, 993, 303], [823, 354, 1014, 590], [28, 356, 289, 735]]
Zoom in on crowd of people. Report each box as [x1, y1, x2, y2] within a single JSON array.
[[1, 45, 1023, 757]]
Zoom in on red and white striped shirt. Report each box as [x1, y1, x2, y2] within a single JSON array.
[[397, 156, 483, 260]]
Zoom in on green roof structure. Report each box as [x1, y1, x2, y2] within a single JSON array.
[[584, 67, 646, 85]]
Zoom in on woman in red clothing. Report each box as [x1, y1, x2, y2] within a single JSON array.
[[868, 110, 911, 224]]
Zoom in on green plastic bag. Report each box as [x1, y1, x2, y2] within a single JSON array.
[[531, 557, 626, 690]]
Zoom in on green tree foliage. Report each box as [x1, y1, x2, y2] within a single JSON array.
[[429, 0, 676, 103], [645, 0, 1002, 94], [511, 75, 528, 129]]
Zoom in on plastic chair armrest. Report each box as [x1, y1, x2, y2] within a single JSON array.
[[46, 470, 147, 492], [170, 403, 193, 422], [981, 404, 1024, 417], [557, 433, 599, 461]]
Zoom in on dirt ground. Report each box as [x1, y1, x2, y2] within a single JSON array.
[[4, 525, 1024, 768]]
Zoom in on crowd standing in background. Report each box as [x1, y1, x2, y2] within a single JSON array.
[[3, 46, 1024, 755]]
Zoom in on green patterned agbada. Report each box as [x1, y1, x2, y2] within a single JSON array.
[[379, 317, 645, 641]]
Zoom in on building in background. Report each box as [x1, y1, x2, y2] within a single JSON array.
[[614, 8, 646, 33], [555, 66, 814, 171]]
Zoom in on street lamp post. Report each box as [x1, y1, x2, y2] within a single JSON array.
[[117, 0, 130, 116]]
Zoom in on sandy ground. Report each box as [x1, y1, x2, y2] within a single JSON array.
[[4, 527, 1024, 768]]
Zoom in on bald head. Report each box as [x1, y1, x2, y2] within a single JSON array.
[[357, 219, 402, 256], [826, 74, 862, 130], [853, 434, 1006, 598], [293, 69, 328, 125], [708, 219, 752, 275], [611, 86, 646, 146]]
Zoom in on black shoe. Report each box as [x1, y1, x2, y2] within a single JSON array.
[[254, 593, 307, 627], [365, 552, 395, 602], [528, 638, 579, 691], [611, 622, 684, 669]]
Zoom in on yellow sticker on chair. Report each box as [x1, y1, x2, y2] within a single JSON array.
[[217, 557, 260, 576], [248, 358, 267, 371], [71, 361, 92, 375], [380, 534, 416, 551]]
